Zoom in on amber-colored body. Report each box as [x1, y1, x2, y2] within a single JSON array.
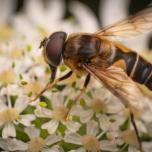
[[63, 34, 152, 90]]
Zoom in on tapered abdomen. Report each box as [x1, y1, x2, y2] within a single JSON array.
[[113, 48, 152, 90]]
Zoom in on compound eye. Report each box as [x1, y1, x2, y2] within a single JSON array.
[[45, 31, 67, 67]]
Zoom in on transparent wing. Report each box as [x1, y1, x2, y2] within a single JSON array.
[[82, 64, 147, 117], [95, 7, 152, 38]]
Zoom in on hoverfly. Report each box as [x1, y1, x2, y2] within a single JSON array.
[[37, 6, 152, 151]]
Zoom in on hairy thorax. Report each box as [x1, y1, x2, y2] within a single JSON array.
[[63, 34, 114, 76]]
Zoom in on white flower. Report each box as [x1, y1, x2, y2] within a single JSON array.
[[0, 95, 35, 138], [35, 93, 81, 134], [64, 120, 119, 152], [24, 126, 63, 152], [0, 138, 27, 151], [0, 126, 63, 152], [70, 87, 125, 124]]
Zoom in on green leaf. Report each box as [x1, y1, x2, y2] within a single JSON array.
[[61, 142, 81, 151], [26, 44, 32, 52], [28, 91, 33, 97], [40, 129, 49, 138], [79, 98, 86, 106], [58, 122, 66, 136], [19, 74, 23, 80], [21, 81, 28, 85], [60, 64, 67, 72], [12, 62, 15, 68], [33, 117, 50, 128], [78, 124, 86, 135], [141, 132, 152, 141], [10, 95, 18, 105], [45, 66, 51, 74], [119, 118, 129, 131], [22, 106, 35, 114], [72, 115, 80, 122], [40, 96, 52, 109], [39, 101, 47, 107], [51, 87, 59, 92], [86, 91, 93, 99], [16, 124, 29, 142]]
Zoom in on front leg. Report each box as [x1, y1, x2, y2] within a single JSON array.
[[74, 74, 91, 103], [30, 70, 73, 102]]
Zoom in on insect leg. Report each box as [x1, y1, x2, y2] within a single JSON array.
[[130, 112, 143, 152], [30, 70, 73, 102], [73, 74, 91, 103]]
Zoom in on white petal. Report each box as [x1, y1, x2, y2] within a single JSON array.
[[47, 0, 64, 22], [24, 126, 40, 139], [51, 94, 64, 109], [19, 114, 35, 126], [2, 123, 16, 138], [35, 107, 52, 118], [101, 140, 118, 152], [0, 138, 27, 151], [64, 121, 81, 132], [64, 133, 82, 145], [0, 100, 7, 111], [97, 114, 110, 132], [42, 145, 64, 152], [70, 105, 83, 115], [143, 142, 152, 152], [70, 105, 94, 123], [14, 96, 28, 113], [128, 145, 140, 152], [69, 1, 98, 32], [42, 120, 59, 134], [0, 138, 9, 150], [68, 147, 85, 152], [87, 120, 99, 136], [45, 134, 62, 145], [79, 110, 94, 123]]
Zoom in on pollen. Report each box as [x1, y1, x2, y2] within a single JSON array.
[[28, 137, 45, 152], [91, 98, 107, 113], [0, 70, 16, 84], [52, 106, 69, 121], [0, 108, 19, 123], [81, 135, 100, 152]]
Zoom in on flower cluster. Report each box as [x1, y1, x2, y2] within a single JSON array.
[[0, 0, 152, 152]]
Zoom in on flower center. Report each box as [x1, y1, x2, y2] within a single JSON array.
[[91, 98, 107, 113], [0, 108, 19, 123], [81, 135, 100, 152], [52, 106, 69, 121], [0, 70, 16, 84], [28, 137, 45, 152]]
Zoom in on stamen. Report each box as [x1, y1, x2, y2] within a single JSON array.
[[81, 135, 100, 152], [52, 106, 69, 121], [0, 108, 19, 123]]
